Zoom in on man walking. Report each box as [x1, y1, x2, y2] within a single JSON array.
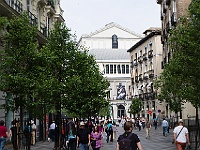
[[145, 119, 151, 139], [77, 122, 90, 150], [162, 118, 168, 136], [173, 119, 190, 150]]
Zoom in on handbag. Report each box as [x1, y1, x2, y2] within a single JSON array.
[[172, 126, 184, 144], [91, 140, 96, 148]]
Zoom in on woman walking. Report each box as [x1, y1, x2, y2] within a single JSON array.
[[90, 125, 102, 150], [67, 122, 77, 150]]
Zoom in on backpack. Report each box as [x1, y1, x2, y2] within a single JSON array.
[[108, 125, 113, 132], [118, 133, 133, 150]]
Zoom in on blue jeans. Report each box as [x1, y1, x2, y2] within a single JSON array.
[[79, 143, 89, 150], [163, 126, 168, 136], [0, 137, 6, 150]]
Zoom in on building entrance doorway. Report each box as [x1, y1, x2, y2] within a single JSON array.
[[118, 105, 125, 118]]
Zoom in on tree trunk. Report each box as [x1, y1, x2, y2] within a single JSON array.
[[195, 107, 199, 150]]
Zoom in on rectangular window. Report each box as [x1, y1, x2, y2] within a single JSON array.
[[110, 64, 113, 74], [135, 53, 137, 60], [114, 65, 116, 74], [106, 64, 109, 74], [117, 65, 121, 74], [122, 65, 125, 74], [27, 0, 30, 11], [126, 65, 129, 74]]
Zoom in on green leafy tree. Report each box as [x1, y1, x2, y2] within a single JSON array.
[[129, 98, 142, 118], [0, 13, 39, 125]]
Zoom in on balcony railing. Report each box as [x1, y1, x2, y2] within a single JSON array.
[[139, 74, 143, 81], [28, 11, 38, 26], [47, 0, 55, 10], [171, 12, 177, 26], [138, 56, 143, 63], [134, 59, 138, 66], [40, 22, 47, 37], [5, 0, 23, 13], [148, 50, 153, 58], [135, 76, 139, 83]]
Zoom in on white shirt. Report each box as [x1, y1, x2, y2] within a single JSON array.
[[50, 123, 56, 130], [162, 120, 168, 127], [173, 126, 188, 143]]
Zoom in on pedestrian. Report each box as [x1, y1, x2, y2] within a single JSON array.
[[9, 120, 19, 150], [90, 125, 102, 150], [112, 122, 117, 141], [153, 118, 158, 130], [173, 119, 190, 150], [31, 120, 36, 145], [0, 120, 10, 150], [141, 118, 145, 129], [145, 119, 151, 139], [49, 121, 56, 142], [162, 118, 169, 136], [67, 121, 76, 150], [106, 121, 113, 143], [77, 121, 90, 150], [116, 121, 143, 150]]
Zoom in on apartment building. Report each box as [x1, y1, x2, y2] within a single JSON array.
[[156, 0, 195, 120], [127, 28, 167, 121], [157, 0, 191, 66], [0, 0, 64, 140], [79, 22, 142, 120]]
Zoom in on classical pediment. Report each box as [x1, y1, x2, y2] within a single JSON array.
[[81, 22, 142, 39]]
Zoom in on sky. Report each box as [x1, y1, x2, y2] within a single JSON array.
[[60, 0, 161, 39]]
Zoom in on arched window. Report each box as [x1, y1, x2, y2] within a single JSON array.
[[112, 34, 118, 49]]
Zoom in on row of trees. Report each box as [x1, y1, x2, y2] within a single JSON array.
[[0, 13, 110, 147]]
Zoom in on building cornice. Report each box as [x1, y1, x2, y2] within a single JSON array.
[[127, 30, 161, 52]]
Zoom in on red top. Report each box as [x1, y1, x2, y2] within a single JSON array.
[[0, 126, 7, 137]]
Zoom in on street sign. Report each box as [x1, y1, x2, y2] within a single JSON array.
[[148, 110, 152, 115]]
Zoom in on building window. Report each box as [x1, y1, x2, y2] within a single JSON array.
[[112, 34, 118, 49], [114, 65, 116, 74], [106, 64, 109, 74], [126, 65, 129, 74], [110, 64, 113, 74], [117, 65, 121, 74], [122, 65, 125, 74], [27, 0, 30, 11]]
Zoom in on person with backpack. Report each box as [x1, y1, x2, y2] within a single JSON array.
[[117, 121, 143, 150], [106, 121, 113, 143]]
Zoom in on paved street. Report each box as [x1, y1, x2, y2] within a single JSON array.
[[5, 126, 178, 150]]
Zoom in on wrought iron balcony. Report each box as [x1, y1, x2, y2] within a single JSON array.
[[5, 0, 23, 13], [40, 22, 47, 37], [28, 11, 37, 26], [138, 56, 143, 63], [134, 59, 138, 66], [139, 74, 143, 81], [47, 0, 55, 10], [148, 50, 153, 58], [135, 76, 139, 83], [171, 12, 177, 26]]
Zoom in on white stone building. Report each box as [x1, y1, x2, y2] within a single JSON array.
[[79, 22, 142, 120]]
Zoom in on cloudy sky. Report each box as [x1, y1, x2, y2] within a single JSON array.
[[60, 0, 161, 39]]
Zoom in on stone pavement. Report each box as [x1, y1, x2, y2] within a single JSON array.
[[5, 126, 189, 150]]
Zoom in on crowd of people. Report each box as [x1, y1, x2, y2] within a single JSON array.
[[0, 116, 191, 150]]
